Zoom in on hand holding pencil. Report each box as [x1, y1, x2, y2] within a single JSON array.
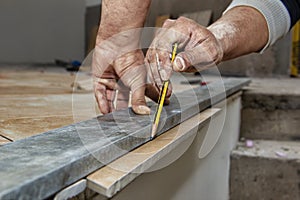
[[150, 43, 178, 139]]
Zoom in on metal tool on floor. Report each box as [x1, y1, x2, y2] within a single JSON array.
[[151, 43, 178, 139], [55, 59, 82, 72]]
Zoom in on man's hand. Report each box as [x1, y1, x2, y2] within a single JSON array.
[[93, 36, 151, 115], [92, 0, 152, 115], [145, 17, 224, 89], [145, 6, 268, 91]]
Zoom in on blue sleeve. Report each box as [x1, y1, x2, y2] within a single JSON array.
[[280, 0, 300, 27]]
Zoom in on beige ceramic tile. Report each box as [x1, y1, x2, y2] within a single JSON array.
[[0, 136, 11, 145], [0, 93, 98, 141]]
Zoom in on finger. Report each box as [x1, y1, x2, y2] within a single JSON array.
[[146, 22, 191, 85], [155, 30, 181, 49], [115, 89, 130, 110], [145, 47, 174, 100], [94, 82, 110, 114], [117, 56, 151, 115], [145, 57, 172, 101], [162, 19, 176, 28], [150, 51, 164, 86], [160, 19, 190, 50], [153, 19, 176, 37], [173, 43, 219, 72], [145, 83, 170, 105], [145, 83, 159, 102], [166, 81, 172, 98], [108, 80, 130, 111], [92, 49, 116, 80], [95, 78, 130, 112], [96, 78, 122, 90], [145, 59, 155, 84], [146, 49, 172, 89], [156, 50, 173, 81], [131, 85, 151, 115], [106, 89, 117, 112]]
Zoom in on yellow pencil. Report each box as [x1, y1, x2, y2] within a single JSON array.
[[151, 43, 178, 139]]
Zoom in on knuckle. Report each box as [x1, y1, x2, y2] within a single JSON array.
[[209, 47, 219, 61], [183, 51, 195, 65], [144, 57, 149, 64], [145, 52, 154, 63], [177, 16, 196, 27], [162, 19, 173, 27], [177, 16, 188, 22], [207, 43, 222, 62]]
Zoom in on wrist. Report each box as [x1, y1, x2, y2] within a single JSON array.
[[207, 22, 237, 61], [208, 6, 268, 61], [96, 28, 142, 52]]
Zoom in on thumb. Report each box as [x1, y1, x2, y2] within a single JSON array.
[[173, 42, 222, 72], [121, 65, 151, 115], [131, 85, 151, 115], [173, 49, 205, 72], [173, 55, 188, 72]]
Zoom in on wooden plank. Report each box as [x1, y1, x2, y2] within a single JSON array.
[[87, 108, 220, 198]]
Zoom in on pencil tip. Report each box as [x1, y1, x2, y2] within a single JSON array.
[[151, 124, 158, 140]]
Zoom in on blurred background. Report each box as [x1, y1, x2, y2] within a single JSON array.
[[0, 1, 299, 199], [0, 0, 294, 77]]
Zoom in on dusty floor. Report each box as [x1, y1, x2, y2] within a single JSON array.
[[0, 65, 95, 142]]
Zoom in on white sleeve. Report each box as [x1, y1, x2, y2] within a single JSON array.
[[224, 0, 291, 53]]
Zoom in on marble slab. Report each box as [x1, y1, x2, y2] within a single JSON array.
[[87, 108, 220, 198], [0, 78, 250, 199]]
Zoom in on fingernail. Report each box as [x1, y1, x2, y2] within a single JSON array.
[[135, 105, 151, 115], [98, 79, 109, 84], [174, 57, 185, 71]]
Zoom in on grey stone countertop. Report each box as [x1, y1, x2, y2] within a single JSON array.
[[0, 77, 250, 199]]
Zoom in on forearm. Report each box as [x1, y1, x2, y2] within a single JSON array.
[[209, 0, 300, 61], [98, 0, 151, 40], [208, 6, 268, 61]]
